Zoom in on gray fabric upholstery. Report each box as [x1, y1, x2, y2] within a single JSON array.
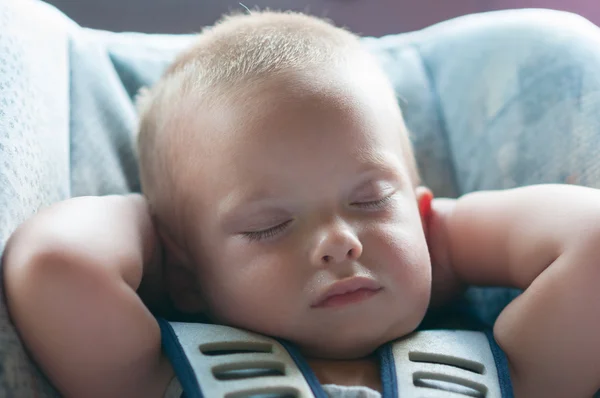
[[2, 1, 600, 395]]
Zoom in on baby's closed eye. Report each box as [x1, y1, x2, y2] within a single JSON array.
[[242, 220, 293, 242], [350, 194, 395, 210]]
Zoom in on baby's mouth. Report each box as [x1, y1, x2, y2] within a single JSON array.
[[311, 276, 382, 309]]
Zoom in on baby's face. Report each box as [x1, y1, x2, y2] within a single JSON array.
[[175, 64, 432, 358]]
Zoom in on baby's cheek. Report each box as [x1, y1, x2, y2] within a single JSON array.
[[370, 224, 431, 289], [373, 221, 428, 260], [381, 224, 432, 322], [207, 250, 301, 332]]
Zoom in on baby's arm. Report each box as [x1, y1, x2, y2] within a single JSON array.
[[437, 184, 600, 397], [2, 195, 173, 398]]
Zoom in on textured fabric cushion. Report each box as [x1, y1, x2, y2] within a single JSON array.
[[67, 30, 192, 197], [2, 1, 600, 396], [0, 1, 72, 396]]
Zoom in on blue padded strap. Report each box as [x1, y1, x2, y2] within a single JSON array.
[[156, 317, 204, 398], [484, 329, 514, 398], [276, 339, 327, 398], [378, 343, 399, 398]]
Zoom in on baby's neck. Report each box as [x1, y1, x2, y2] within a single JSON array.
[[306, 354, 381, 392]]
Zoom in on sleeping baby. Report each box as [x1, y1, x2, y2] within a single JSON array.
[[3, 10, 600, 398]]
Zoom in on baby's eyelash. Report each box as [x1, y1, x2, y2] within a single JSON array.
[[242, 220, 292, 242], [352, 195, 394, 209]]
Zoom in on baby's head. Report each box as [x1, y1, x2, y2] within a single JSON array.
[[137, 11, 432, 359]]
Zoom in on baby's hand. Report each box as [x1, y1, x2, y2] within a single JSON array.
[[426, 198, 465, 307]]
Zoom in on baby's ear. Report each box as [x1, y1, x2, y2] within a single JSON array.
[[415, 186, 433, 233]]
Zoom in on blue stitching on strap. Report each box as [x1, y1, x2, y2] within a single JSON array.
[[156, 318, 204, 398], [378, 343, 399, 398], [276, 339, 328, 398], [484, 329, 514, 398]]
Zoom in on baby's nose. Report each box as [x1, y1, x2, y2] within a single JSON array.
[[311, 227, 363, 266]]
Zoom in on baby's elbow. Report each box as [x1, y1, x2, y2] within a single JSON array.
[[567, 214, 600, 258], [557, 222, 600, 292], [3, 224, 109, 324]]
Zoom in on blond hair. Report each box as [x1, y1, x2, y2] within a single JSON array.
[[136, 11, 418, 240]]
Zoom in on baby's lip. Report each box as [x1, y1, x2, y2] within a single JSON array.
[[311, 276, 382, 308]]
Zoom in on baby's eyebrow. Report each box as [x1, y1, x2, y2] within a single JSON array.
[[217, 192, 287, 230], [352, 148, 401, 169], [353, 154, 404, 182], [356, 162, 399, 179]]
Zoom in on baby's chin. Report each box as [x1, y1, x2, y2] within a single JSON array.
[[295, 318, 422, 360], [300, 339, 386, 360]]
